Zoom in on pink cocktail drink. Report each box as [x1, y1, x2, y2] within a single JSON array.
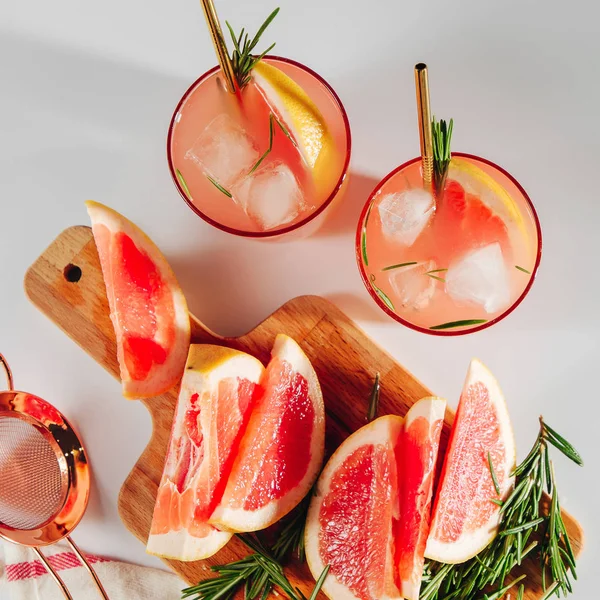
[[357, 154, 541, 334], [168, 57, 350, 238]]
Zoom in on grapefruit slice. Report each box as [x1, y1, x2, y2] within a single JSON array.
[[211, 334, 325, 532], [305, 415, 404, 600], [425, 359, 516, 564], [86, 201, 190, 399], [396, 397, 446, 600], [147, 344, 263, 560], [251, 60, 335, 183]]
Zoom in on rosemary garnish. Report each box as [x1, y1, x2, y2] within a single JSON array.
[[182, 529, 328, 600], [515, 265, 532, 274], [225, 8, 279, 89], [369, 274, 395, 311], [426, 274, 446, 283], [361, 203, 374, 266], [432, 117, 453, 196], [367, 373, 380, 422], [430, 319, 488, 330], [206, 174, 233, 198], [176, 169, 192, 199], [420, 418, 583, 600], [382, 261, 418, 272], [249, 114, 275, 174]]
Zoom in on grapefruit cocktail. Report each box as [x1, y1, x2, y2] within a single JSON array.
[[168, 9, 350, 238]]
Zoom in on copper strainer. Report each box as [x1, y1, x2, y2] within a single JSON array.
[[0, 353, 109, 599]]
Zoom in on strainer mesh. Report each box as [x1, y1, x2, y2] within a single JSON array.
[[0, 416, 65, 530]]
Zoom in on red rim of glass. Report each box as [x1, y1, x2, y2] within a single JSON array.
[[167, 56, 352, 238], [355, 152, 543, 336]]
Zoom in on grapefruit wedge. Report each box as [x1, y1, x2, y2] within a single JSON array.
[[211, 334, 325, 532], [86, 201, 190, 399], [396, 397, 446, 600], [305, 415, 404, 600], [425, 359, 516, 564], [147, 345, 263, 560]]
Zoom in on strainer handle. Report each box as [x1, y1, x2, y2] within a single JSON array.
[[0, 353, 14, 390], [66, 536, 110, 600], [33, 547, 74, 600]]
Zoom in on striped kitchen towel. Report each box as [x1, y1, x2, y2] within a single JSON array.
[[0, 541, 184, 599]]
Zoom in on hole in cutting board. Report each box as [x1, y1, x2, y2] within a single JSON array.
[[63, 264, 82, 283]]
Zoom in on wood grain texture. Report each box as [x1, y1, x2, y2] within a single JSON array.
[[25, 226, 584, 599]]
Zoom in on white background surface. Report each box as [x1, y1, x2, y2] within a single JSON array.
[[1, 0, 598, 597]]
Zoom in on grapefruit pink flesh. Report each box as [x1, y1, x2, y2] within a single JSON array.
[[305, 416, 404, 600], [147, 345, 263, 561], [396, 397, 446, 600], [425, 359, 516, 564], [86, 201, 190, 399], [211, 334, 325, 532]]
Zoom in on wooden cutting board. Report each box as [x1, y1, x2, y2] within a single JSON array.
[[25, 226, 584, 599]]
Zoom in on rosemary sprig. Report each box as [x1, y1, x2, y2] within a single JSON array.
[[225, 8, 279, 89], [182, 530, 327, 600], [432, 117, 453, 196], [176, 169, 192, 199], [515, 265, 532, 274], [206, 174, 233, 198], [249, 114, 275, 174], [429, 319, 488, 330], [382, 261, 418, 272], [367, 373, 380, 422], [369, 274, 395, 311], [420, 418, 583, 600]]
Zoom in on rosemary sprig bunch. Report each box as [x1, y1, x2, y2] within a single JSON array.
[[182, 529, 327, 600], [420, 418, 583, 600], [225, 8, 280, 89], [431, 117, 453, 196]]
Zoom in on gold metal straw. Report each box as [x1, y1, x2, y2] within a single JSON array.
[[199, 0, 237, 94], [414, 63, 433, 187]]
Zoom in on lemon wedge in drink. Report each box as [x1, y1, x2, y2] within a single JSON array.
[[251, 60, 336, 187], [448, 156, 525, 235]]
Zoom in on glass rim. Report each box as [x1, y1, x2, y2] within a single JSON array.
[[355, 152, 543, 336], [166, 55, 352, 238]]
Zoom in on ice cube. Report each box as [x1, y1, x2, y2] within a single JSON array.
[[185, 114, 260, 188], [233, 161, 303, 231], [388, 260, 437, 310], [445, 243, 511, 313], [378, 188, 435, 246]]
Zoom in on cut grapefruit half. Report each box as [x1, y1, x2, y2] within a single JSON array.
[[425, 359, 516, 564], [396, 397, 446, 600], [147, 344, 263, 561], [305, 415, 404, 600], [210, 334, 325, 532], [86, 201, 190, 399]]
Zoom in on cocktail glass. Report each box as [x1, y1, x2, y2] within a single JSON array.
[[356, 153, 541, 335], [168, 56, 351, 239]]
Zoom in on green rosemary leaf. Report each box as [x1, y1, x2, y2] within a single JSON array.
[[370, 276, 395, 311], [499, 517, 546, 536], [517, 584, 525, 600], [367, 373, 380, 422], [382, 261, 418, 271], [275, 115, 294, 142], [308, 566, 330, 600], [542, 421, 584, 466], [426, 268, 448, 274], [206, 174, 233, 198], [484, 574, 527, 600], [429, 319, 488, 330], [515, 265, 532, 274], [426, 274, 446, 282], [176, 169, 192, 199], [249, 149, 270, 175], [361, 228, 368, 266], [248, 8, 280, 52], [488, 452, 502, 496]]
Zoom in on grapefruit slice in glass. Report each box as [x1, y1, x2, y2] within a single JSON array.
[[425, 359, 516, 564], [147, 344, 263, 560], [86, 201, 190, 399], [210, 334, 325, 532], [396, 397, 446, 600], [305, 415, 404, 600]]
